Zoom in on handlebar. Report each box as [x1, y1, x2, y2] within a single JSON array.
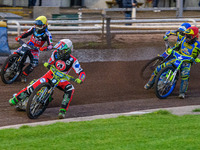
[[18, 39, 39, 50], [43, 62, 78, 83]]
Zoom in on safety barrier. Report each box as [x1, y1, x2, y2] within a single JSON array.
[[6, 17, 200, 47], [0, 20, 10, 55], [7, 18, 199, 34]]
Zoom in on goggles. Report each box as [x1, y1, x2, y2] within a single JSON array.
[[178, 30, 185, 36], [58, 49, 66, 54], [186, 34, 193, 39], [34, 20, 44, 29]]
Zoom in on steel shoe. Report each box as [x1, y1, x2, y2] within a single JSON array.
[[58, 109, 66, 119], [178, 93, 185, 99], [15, 97, 29, 111]]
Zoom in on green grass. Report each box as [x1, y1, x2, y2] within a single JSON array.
[[192, 108, 200, 112], [1, 110, 200, 150]]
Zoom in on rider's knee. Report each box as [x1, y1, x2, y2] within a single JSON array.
[[64, 84, 74, 94]]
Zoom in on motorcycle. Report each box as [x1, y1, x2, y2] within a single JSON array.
[[154, 50, 195, 99], [1, 39, 39, 84], [140, 40, 171, 80], [26, 63, 79, 119]]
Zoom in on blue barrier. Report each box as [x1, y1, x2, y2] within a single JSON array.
[[0, 21, 10, 56]]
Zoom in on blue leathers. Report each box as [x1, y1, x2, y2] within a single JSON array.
[[145, 36, 200, 95]]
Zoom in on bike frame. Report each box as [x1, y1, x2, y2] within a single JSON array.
[[38, 65, 76, 105], [168, 50, 194, 85], [17, 40, 39, 64]]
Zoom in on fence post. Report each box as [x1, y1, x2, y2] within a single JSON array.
[[131, 7, 136, 19], [78, 9, 82, 23], [106, 16, 111, 48], [176, 0, 183, 18], [101, 15, 105, 40]]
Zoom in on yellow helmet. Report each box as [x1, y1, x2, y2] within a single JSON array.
[[34, 16, 48, 34], [35, 16, 48, 26]]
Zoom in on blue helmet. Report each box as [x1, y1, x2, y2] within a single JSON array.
[[178, 23, 191, 32]]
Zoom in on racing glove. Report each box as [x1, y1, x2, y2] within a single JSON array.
[[166, 48, 173, 55], [44, 62, 50, 69], [39, 46, 48, 51], [195, 58, 200, 63], [39, 45, 53, 51], [163, 35, 168, 41], [75, 78, 82, 84], [15, 36, 22, 42]]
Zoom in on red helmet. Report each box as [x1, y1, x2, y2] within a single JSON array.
[[184, 26, 199, 43]]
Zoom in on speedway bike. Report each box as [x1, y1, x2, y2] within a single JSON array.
[[140, 40, 172, 80], [1, 39, 39, 84], [26, 63, 79, 119], [154, 50, 195, 99]]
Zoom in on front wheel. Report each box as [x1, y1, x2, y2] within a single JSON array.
[[26, 82, 51, 119], [1, 54, 22, 84], [140, 56, 164, 80], [154, 66, 178, 99]]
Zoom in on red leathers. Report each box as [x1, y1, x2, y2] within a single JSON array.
[[14, 16, 53, 80], [12, 49, 85, 115]]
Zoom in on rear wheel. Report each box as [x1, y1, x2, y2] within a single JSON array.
[[1, 54, 22, 84], [26, 82, 51, 119], [140, 56, 164, 81], [154, 66, 178, 99]]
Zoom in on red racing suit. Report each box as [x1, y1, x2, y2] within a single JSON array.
[[15, 50, 86, 111], [15, 26, 53, 77]]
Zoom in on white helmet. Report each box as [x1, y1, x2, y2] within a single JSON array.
[[54, 39, 73, 59]]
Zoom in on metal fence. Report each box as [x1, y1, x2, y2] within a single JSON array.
[[6, 16, 200, 47]]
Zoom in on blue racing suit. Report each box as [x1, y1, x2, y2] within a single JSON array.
[[147, 36, 200, 94]]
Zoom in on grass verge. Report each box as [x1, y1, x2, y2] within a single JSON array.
[[1, 110, 200, 150], [192, 108, 200, 112]]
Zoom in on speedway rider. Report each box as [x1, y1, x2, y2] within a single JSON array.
[[144, 26, 200, 99], [14, 15, 53, 82], [9, 39, 86, 119]]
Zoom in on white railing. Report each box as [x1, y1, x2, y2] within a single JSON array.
[[6, 18, 200, 47], [7, 18, 199, 35]]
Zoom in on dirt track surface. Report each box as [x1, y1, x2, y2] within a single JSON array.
[[1, 34, 200, 127]]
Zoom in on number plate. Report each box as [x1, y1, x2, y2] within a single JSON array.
[[55, 71, 64, 78]]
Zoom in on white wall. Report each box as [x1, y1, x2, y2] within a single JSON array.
[[84, 0, 108, 8], [41, 0, 61, 7]]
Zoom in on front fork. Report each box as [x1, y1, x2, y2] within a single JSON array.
[[39, 87, 54, 104], [166, 68, 178, 86]]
